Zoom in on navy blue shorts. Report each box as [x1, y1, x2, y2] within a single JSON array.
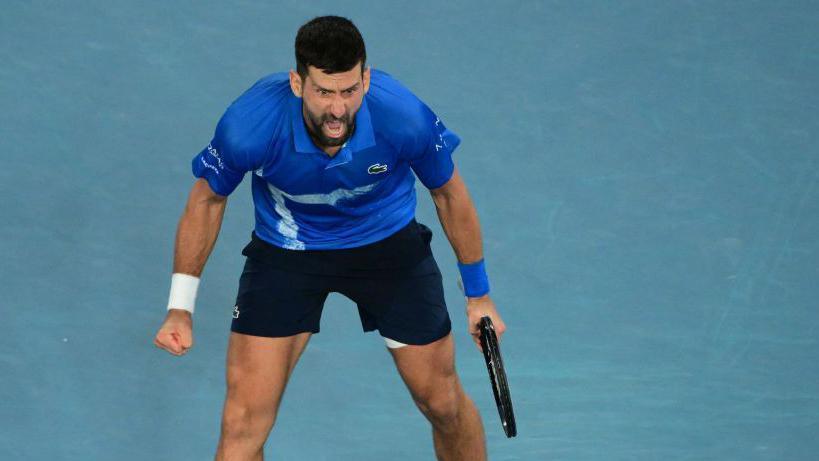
[[231, 220, 451, 346]]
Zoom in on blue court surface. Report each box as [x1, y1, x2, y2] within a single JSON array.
[[2, 1, 818, 460]]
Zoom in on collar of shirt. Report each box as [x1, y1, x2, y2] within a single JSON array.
[[289, 94, 376, 169]]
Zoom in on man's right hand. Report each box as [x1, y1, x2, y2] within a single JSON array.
[[154, 309, 194, 356]]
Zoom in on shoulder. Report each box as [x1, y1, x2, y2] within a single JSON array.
[[215, 72, 293, 154], [366, 69, 436, 141]]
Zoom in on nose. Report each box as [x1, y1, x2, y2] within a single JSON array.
[[329, 97, 345, 119]]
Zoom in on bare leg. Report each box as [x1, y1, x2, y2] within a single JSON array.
[[214, 331, 312, 461], [388, 333, 487, 461]]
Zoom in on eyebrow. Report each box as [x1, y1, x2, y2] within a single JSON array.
[[313, 82, 360, 93]]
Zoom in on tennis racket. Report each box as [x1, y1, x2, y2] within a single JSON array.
[[478, 316, 517, 438]]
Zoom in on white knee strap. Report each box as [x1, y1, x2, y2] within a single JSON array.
[[383, 336, 408, 349]]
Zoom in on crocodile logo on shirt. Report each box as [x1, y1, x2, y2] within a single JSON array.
[[367, 163, 388, 174]]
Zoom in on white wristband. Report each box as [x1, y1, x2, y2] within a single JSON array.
[[167, 273, 200, 314]]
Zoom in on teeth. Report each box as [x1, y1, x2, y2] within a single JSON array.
[[325, 121, 343, 136]]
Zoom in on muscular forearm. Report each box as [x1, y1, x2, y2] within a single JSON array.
[[430, 169, 483, 264], [432, 168, 505, 348], [173, 179, 227, 276]]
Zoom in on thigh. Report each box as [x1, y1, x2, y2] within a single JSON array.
[[224, 331, 312, 411], [388, 332, 457, 401]]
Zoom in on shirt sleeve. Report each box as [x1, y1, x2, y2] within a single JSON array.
[[190, 113, 255, 197], [406, 105, 461, 190]]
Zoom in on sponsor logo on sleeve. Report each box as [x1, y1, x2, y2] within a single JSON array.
[[433, 117, 447, 152], [206, 143, 224, 169], [200, 157, 220, 175]]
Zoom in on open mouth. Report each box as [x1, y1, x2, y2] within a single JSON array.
[[324, 120, 345, 138]]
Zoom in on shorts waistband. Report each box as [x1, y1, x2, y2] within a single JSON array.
[[242, 219, 434, 277]]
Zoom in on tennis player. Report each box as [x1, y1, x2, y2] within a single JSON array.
[[153, 16, 506, 461]]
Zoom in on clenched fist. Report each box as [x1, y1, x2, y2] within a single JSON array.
[[465, 294, 505, 352], [154, 309, 194, 356]]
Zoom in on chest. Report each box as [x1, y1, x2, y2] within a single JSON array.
[[260, 145, 400, 195]]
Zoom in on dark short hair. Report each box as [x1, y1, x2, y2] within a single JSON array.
[[295, 16, 366, 79]]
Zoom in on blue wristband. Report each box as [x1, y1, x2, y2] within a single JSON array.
[[457, 259, 490, 297]]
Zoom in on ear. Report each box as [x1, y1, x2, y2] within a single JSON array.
[[362, 66, 371, 94], [289, 69, 303, 97]]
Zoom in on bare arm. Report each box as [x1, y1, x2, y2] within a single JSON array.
[[429, 168, 483, 264], [430, 168, 506, 348], [173, 178, 228, 277], [154, 178, 226, 356]]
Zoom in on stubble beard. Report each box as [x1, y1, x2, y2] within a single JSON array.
[[304, 107, 356, 149]]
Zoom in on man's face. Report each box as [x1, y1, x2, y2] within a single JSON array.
[[290, 64, 370, 149]]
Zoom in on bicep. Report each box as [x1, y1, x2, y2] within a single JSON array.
[[187, 178, 228, 210], [429, 168, 467, 205]]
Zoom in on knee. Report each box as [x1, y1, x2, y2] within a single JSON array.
[[221, 400, 276, 441], [415, 381, 463, 429]]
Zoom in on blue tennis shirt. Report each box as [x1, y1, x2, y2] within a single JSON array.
[[191, 69, 460, 250]]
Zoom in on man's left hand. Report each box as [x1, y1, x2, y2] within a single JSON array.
[[465, 294, 506, 352]]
